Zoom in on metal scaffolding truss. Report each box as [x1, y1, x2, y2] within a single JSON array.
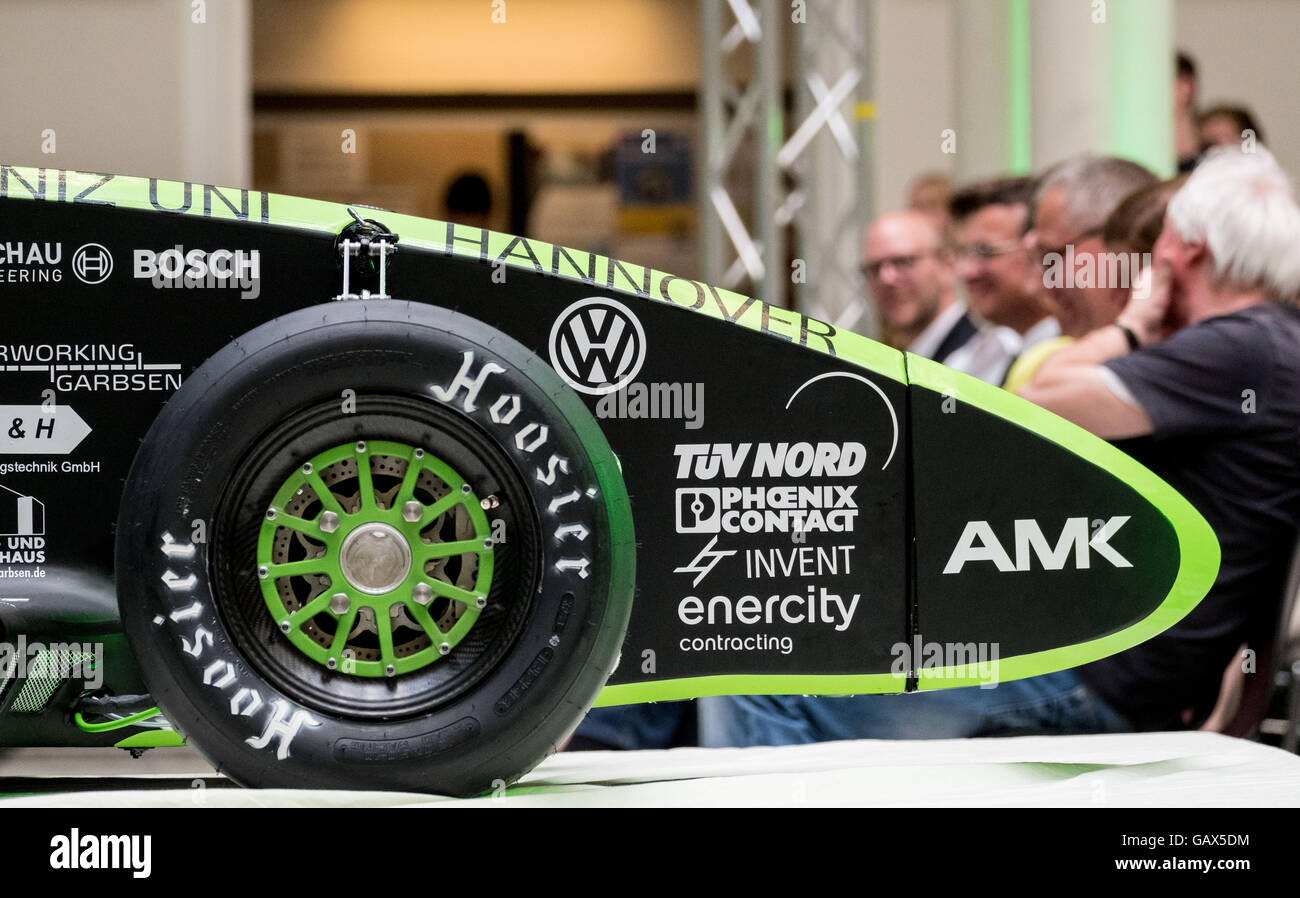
[[698, 0, 874, 335]]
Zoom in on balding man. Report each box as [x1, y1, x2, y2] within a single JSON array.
[[1026, 155, 1157, 339], [861, 210, 977, 366]]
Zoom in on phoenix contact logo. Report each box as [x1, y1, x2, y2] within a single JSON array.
[[548, 297, 646, 395], [72, 243, 113, 284]]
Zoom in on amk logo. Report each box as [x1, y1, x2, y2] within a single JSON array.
[[943, 516, 1132, 573], [548, 296, 646, 395]]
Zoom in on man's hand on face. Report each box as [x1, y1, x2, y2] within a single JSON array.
[[1117, 260, 1173, 346]]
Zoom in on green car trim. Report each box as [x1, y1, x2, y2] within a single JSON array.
[[0, 165, 905, 384]]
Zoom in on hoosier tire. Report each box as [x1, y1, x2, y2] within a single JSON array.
[[115, 300, 634, 796]]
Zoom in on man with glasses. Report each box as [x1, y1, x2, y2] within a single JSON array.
[[860, 210, 977, 364], [944, 176, 1060, 386]]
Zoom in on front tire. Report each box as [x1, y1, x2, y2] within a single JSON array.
[[116, 300, 634, 795]]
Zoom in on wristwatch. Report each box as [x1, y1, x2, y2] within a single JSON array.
[[1113, 321, 1141, 351]]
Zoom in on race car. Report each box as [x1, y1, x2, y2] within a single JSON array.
[[0, 165, 1217, 795]]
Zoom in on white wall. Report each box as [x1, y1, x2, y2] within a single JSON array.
[[0, 0, 249, 186], [1175, 0, 1300, 178], [868, 0, 1300, 214], [871, 0, 958, 212]]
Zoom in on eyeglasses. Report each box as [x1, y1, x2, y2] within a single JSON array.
[[860, 251, 935, 280], [1033, 226, 1103, 267], [952, 239, 1024, 261]]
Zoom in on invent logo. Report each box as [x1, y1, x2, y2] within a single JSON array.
[[548, 297, 646, 395]]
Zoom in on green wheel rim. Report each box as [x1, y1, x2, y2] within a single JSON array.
[[256, 439, 495, 678]]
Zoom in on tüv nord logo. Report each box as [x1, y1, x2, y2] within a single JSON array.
[[548, 297, 646, 395]]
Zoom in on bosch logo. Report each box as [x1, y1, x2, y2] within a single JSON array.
[[548, 297, 646, 395], [71, 243, 113, 284]]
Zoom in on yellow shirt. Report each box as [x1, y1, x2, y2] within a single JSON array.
[[1002, 336, 1075, 393]]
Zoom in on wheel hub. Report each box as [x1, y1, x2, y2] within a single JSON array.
[[255, 440, 496, 678], [340, 523, 412, 594]]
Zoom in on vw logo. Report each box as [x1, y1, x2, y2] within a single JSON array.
[[72, 243, 113, 284], [548, 297, 647, 395]]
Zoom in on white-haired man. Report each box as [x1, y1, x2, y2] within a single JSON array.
[[1020, 145, 1300, 730], [699, 147, 1300, 746]]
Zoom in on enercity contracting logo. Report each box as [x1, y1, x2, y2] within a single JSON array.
[[548, 296, 646, 395]]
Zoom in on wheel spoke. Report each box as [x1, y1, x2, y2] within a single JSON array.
[[421, 491, 460, 525], [287, 592, 332, 627], [394, 448, 425, 507], [420, 538, 490, 561], [304, 470, 344, 515], [270, 512, 321, 539], [355, 448, 375, 511], [426, 577, 480, 606], [329, 606, 359, 657], [376, 607, 396, 668], [404, 598, 446, 642], [266, 558, 331, 579]]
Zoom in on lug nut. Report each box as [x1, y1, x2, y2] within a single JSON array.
[[356, 441, 367, 453], [385, 664, 396, 677], [257, 565, 269, 579], [475, 595, 487, 609], [327, 657, 338, 670], [301, 462, 313, 475], [413, 583, 433, 605], [402, 500, 423, 523], [265, 508, 277, 520], [460, 483, 471, 494], [439, 642, 451, 655], [279, 621, 291, 633], [320, 510, 340, 533], [413, 448, 425, 459], [330, 593, 350, 615]]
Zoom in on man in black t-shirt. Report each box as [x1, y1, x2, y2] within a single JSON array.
[[1020, 146, 1300, 730]]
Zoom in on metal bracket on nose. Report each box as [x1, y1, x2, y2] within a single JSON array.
[[334, 207, 400, 301]]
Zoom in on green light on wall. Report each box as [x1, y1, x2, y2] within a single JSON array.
[[1006, 0, 1031, 174], [1107, 0, 1175, 176]]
